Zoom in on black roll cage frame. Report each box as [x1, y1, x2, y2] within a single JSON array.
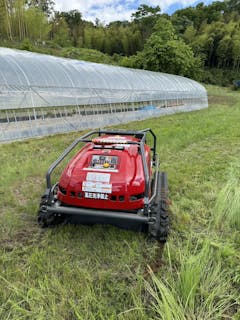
[[45, 128, 159, 212]]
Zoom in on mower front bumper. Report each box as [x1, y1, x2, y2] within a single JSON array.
[[47, 204, 150, 229]]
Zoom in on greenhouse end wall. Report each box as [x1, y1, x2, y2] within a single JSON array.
[[0, 48, 208, 142]]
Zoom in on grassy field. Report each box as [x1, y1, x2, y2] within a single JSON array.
[[0, 85, 240, 319]]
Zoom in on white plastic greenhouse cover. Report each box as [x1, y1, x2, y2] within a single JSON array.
[[0, 47, 208, 109], [0, 47, 208, 142]]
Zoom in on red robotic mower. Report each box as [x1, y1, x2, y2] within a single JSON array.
[[38, 129, 169, 242]]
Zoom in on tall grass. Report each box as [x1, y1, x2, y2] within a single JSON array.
[[146, 241, 236, 319], [146, 274, 185, 320], [214, 161, 240, 230]]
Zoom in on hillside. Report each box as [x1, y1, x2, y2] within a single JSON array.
[[1, 2, 240, 85], [0, 41, 117, 65], [0, 85, 240, 319]]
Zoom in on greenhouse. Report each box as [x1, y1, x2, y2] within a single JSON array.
[[0, 47, 208, 142]]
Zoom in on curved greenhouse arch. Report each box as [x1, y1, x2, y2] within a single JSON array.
[[0, 47, 208, 141]]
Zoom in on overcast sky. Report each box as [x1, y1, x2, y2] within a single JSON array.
[[54, 0, 213, 24]]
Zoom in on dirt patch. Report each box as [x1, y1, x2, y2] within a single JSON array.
[[143, 242, 165, 279], [1, 219, 43, 252], [11, 176, 43, 207]]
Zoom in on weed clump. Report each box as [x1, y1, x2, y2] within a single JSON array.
[[146, 242, 236, 319], [214, 162, 240, 230]]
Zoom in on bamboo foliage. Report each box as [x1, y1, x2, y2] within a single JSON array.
[[0, 0, 13, 40], [0, 0, 49, 41]]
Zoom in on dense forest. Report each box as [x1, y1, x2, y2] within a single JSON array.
[[0, 0, 240, 85]]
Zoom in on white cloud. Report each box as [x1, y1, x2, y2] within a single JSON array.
[[87, 6, 135, 24], [54, 0, 136, 23], [55, 0, 120, 13], [54, 0, 212, 23]]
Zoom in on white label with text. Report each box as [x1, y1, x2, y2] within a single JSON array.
[[84, 192, 108, 200], [86, 172, 110, 183], [82, 181, 112, 194]]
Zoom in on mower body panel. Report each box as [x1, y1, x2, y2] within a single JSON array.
[[57, 135, 151, 211]]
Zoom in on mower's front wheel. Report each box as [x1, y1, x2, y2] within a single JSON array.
[[38, 206, 65, 228], [37, 194, 65, 228], [149, 172, 169, 243]]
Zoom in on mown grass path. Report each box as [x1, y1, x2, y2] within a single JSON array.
[[0, 85, 239, 319]]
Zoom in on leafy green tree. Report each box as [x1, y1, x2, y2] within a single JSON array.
[[61, 10, 84, 47], [103, 23, 126, 55], [232, 34, 240, 69], [172, 6, 201, 32], [91, 27, 105, 52], [27, 0, 55, 17], [183, 25, 197, 43], [103, 36, 112, 55], [51, 15, 70, 47], [83, 26, 92, 48], [135, 18, 202, 78], [132, 4, 162, 44], [132, 4, 161, 19], [204, 1, 227, 23], [24, 7, 50, 41], [107, 21, 142, 55], [152, 18, 176, 40], [128, 29, 142, 55], [171, 12, 193, 34], [216, 36, 232, 67], [227, 0, 240, 13]]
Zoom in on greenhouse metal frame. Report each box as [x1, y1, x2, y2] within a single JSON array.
[[0, 47, 208, 142]]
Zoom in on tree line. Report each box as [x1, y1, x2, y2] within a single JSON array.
[[0, 1, 240, 84]]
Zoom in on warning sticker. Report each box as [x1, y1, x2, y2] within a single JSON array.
[[86, 172, 110, 183], [82, 181, 112, 194]]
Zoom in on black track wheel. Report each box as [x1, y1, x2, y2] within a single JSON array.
[[37, 195, 48, 227], [37, 192, 65, 228], [38, 205, 65, 228], [149, 172, 170, 242], [37, 206, 49, 228]]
